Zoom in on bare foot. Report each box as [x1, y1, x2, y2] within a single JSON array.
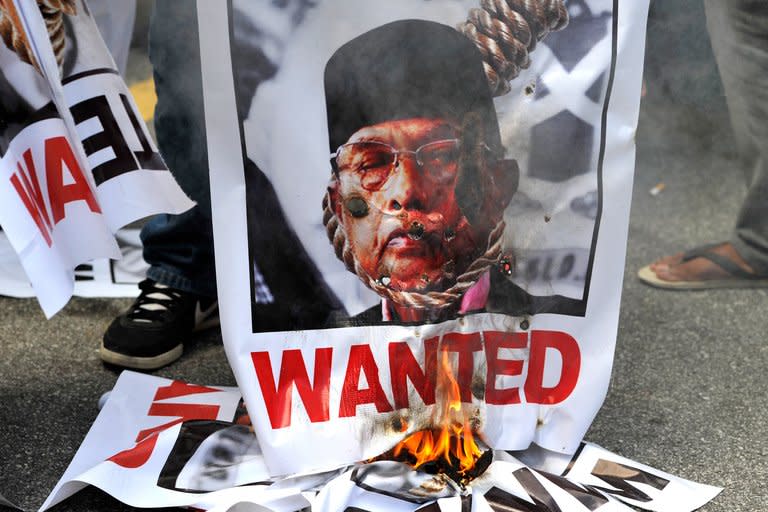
[[648, 242, 756, 283]]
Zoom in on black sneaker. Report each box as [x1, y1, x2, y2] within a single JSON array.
[[100, 279, 220, 370]]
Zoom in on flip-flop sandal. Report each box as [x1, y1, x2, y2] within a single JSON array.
[[638, 244, 768, 290]]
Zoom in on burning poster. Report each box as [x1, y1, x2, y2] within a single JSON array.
[[0, 0, 192, 316], [42, 371, 720, 511], [202, 0, 649, 478]]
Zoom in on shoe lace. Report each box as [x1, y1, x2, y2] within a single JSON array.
[[127, 280, 185, 324]]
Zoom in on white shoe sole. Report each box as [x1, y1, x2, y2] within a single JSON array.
[[638, 265, 768, 290], [99, 342, 183, 370]]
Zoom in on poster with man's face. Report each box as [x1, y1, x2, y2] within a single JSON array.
[[230, 0, 616, 333], [204, 0, 646, 478]]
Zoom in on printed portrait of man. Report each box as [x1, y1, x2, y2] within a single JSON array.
[[322, 20, 520, 325]]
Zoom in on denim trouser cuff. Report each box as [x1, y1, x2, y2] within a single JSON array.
[[146, 264, 217, 298]]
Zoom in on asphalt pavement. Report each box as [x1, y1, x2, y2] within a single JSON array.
[[0, 2, 766, 511]]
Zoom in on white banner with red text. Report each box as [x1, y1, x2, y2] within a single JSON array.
[[202, 0, 651, 478], [0, 0, 192, 316]]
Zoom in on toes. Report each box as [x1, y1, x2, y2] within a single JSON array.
[[649, 252, 684, 272], [642, 244, 756, 285], [652, 265, 680, 282]]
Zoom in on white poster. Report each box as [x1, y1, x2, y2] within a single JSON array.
[[0, 0, 193, 317], [202, 0, 649, 477], [0, 227, 147, 297]]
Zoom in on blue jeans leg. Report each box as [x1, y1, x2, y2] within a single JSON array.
[[140, 0, 217, 297], [141, 211, 217, 297]]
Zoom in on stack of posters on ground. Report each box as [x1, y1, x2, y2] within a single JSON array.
[[0, 0, 192, 316], [42, 372, 721, 511]]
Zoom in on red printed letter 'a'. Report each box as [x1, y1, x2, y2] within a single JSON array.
[[45, 136, 101, 223], [251, 348, 333, 429], [339, 344, 393, 417]]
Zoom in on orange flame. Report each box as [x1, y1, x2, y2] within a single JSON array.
[[392, 350, 483, 474]]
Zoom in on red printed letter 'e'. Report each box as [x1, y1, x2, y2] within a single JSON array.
[[484, 331, 526, 405], [252, 348, 333, 429], [524, 330, 580, 405]]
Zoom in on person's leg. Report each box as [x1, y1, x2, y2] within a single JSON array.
[[100, 1, 219, 370], [140, 0, 217, 297], [639, 0, 768, 288], [707, 0, 768, 276]]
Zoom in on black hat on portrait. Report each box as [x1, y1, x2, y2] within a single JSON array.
[[323, 19, 502, 153]]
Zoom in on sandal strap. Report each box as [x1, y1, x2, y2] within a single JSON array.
[[682, 245, 756, 279]]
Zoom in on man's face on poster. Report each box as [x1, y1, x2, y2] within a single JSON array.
[[330, 117, 491, 294]]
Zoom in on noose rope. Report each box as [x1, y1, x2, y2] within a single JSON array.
[[458, 0, 568, 96], [0, 0, 76, 74]]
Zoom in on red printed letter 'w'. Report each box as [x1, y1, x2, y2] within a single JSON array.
[[10, 149, 53, 246], [252, 348, 333, 429]]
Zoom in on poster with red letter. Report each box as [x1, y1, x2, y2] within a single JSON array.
[[202, 0, 646, 476], [0, 0, 192, 316]]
